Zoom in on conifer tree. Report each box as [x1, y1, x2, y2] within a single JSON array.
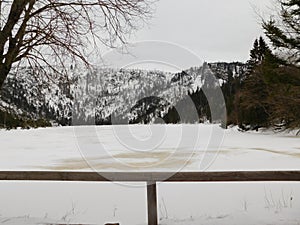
[[235, 38, 276, 130], [248, 37, 274, 71], [263, 0, 300, 63]]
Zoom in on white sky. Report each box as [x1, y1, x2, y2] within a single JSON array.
[[129, 0, 274, 63]]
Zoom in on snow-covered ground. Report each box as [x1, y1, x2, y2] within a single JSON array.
[[0, 124, 299, 224]]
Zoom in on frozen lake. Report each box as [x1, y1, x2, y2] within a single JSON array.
[[0, 124, 300, 172]]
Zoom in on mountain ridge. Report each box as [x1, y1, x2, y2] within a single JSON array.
[[0, 62, 248, 128]]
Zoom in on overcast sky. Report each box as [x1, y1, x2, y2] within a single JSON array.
[[129, 0, 273, 63]]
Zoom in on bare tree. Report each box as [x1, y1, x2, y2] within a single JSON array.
[[0, 0, 154, 88]]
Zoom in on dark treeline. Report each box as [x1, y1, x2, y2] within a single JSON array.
[[228, 37, 299, 131], [230, 0, 300, 131]]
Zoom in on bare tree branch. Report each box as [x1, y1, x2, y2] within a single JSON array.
[[0, 0, 155, 88]]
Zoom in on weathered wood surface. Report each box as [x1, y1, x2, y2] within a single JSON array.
[[0, 171, 300, 182], [147, 182, 158, 225]]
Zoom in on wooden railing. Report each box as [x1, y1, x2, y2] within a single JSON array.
[[1, 171, 300, 225]]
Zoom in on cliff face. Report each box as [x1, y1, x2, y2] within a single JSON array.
[[0, 62, 248, 126]]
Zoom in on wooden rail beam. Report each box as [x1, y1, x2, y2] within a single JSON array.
[[0, 171, 300, 182]]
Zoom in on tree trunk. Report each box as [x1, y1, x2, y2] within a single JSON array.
[[0, 63, 11, 89]]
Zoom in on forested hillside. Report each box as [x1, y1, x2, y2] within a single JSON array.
[[0, 62, 247, 128]]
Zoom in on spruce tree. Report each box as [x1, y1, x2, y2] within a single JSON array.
[[236, 38, 277, 130], [263, 0, 300, 63], [248, 37, 273, 67]]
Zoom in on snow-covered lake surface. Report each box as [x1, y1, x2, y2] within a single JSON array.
[[0, 125, 299, 224], [1, 124, 300, 171]]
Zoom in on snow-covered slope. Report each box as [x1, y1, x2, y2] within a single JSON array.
[[1, 67, 74, 125], [0, 62, 247, 126]]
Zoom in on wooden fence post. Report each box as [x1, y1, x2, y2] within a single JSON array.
[[147, 182, 158, 225]]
